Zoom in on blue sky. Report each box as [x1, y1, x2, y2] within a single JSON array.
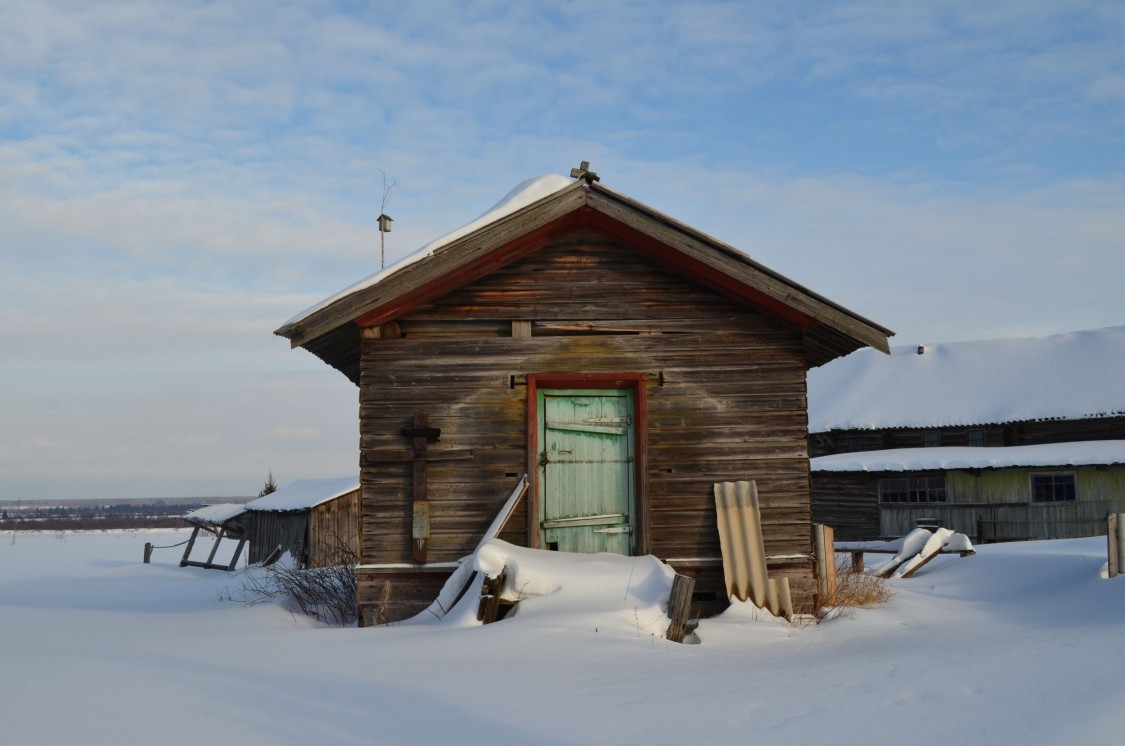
[[2, 1, 1123, 500]]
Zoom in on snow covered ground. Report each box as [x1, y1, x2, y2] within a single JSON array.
[[3, 529, 1124, 745]]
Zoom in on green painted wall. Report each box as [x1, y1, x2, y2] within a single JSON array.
[[882, 465, 1125, 540]]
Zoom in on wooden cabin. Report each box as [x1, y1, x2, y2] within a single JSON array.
[[241, 477, 361, 567], [809, 326, 1125, 540], [275, 170, 892, 624]]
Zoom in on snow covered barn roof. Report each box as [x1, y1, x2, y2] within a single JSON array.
[[275, 173, 893, 380], [808, 325, 1125, 432], [243, 477, 360, 513], [812, 440, 1125, 473], [183, 503, 248, 528]]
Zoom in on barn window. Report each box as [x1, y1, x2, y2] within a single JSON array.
[[879, 476, 947, 503], [1030, 472, 1076, 503], [967, 429, 985, 447], [923, 431, 941, 448]]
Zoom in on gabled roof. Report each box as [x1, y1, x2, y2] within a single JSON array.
[[808, 326, 1125, 432], [243, 477, 359, 513], [276, 175, 893, 380]]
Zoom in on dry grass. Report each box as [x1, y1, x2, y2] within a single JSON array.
[[825, 557, 893, 609]]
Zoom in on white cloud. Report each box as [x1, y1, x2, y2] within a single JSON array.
[[26, 435, 66, 450], [166, 435, 220, 447], [1, 0, 1122, 500], [267, 426, 322, 441]]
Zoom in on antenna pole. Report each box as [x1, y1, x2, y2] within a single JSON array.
[[378, 170, 397, 269]]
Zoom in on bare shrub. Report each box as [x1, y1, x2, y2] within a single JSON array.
[[240, 532, 358, 626], [825, 556, 892, 609]]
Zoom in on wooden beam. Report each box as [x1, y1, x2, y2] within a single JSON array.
[[179, 526, 200, 567], [1109, 513, 1120, 579], [511, 320, 532, 338], [361, 447, 472, 466], [204, 527, 226, 566], [665, 573, 696, 643], [361, 322, 401, 340], [227, 537, 247, 571], [478, 570, 507, 624]]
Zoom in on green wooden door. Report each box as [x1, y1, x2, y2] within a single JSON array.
[[538, 389, 635, 555]]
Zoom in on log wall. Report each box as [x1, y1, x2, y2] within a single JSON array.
[[308, 489, 361, 567], [245, 511, 309, 565], [358, 229, 818, 620], [813, 466, 1125, 541]]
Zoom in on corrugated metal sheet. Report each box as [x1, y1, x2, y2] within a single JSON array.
[[713, 480, 793, 620]]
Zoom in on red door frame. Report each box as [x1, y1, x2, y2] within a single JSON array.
[[527, 373, 649, 554]]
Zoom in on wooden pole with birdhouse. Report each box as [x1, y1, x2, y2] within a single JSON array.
[[378, 170, 396, 269]]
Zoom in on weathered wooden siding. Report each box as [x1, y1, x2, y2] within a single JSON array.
[[815, 466, 1125, 541], [245, 491, 359, 568], [811, 472, 881, 541], [245, 511, 309, 565], [308, 489, 361, 567], [356, 567, 455, 627], [358, 229, 817, 619]]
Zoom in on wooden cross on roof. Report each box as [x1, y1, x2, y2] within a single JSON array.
[[570, 160, 600, 184]]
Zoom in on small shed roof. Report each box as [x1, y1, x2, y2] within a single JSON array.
[[809, 325, 1125, 432], [811, 440, 1125, 473], [184, 503, 248, 528], [275, 174, 893, 378], [243, 477, 360, 513]]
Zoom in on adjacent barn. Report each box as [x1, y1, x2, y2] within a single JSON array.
[[275, 170, 892, 624], [241, 477, 361, 567], [809, 326, 1125, 540]]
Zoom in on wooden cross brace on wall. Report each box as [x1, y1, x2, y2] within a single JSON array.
[[361, 413, 473, 563]]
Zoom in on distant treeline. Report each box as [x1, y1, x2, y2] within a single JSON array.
[[0, 501, 214, 531]]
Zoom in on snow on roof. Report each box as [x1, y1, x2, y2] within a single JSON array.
[[243, 476, 359, 512], [283, 174, 575, 327], [808, 325, 1125, 431], [183, 503, 247, 526], [811, 440, 1125, 472]]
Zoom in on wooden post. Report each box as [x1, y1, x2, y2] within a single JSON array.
[[204, 527, 226, 566], [478, 570, 506, 624], [813, 524, 836, 607], [226, 537, 247, 571], [143, 542, 153, 564], [180, 527, 200, 567], [850, 551, 864, 574], [408, 413, 433, 564], [1109, 513, 1121, 579], [665, 573, 696, 643]]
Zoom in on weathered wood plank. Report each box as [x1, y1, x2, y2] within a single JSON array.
[[665, 573, 696, 643]]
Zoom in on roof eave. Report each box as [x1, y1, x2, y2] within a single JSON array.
[[274, 180, 591, 348], [277, 179, 893, 365]]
